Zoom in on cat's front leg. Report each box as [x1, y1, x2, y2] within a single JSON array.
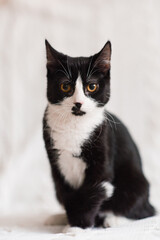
[[64, 184, 107, 228], [66, 207, 96, 228]]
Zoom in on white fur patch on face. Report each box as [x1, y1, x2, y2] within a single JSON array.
[[102, 181, 114, 199], [46, 75, 105, 189], [73, 76, 85, 104], [63, 75, 98, 114]]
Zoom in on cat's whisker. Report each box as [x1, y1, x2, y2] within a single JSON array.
[[92, 125, 103, 143], [106, 116, 113, 130], [106, 94, 110, 99], [106, 112, 121, 131], [88, 68, 99, 79], [97, 102, 104, 106], [106, 112, 120, 125], [87, 56, 93, 78], [106, 116, 117, 130], [87, 58, 104, 79], [67, 56, 72, 78], [56, 69, 69, 79], [58, 60, 70, 79]]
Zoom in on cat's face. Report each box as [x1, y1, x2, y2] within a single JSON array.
[[45, 40, 111, 116]]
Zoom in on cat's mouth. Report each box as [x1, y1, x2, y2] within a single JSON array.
[[71, 106, 86, 116]]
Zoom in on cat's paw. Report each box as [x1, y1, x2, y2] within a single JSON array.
[[103, 219, 110, 228], [104, 213, 133, 227], [63, 225, 86, 236], [45, 213, 68, 226]]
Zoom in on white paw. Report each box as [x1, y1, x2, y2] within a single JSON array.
[[45, 213, 68, 226], [104, 212, 133, 227], [63, 225, 85, 236]]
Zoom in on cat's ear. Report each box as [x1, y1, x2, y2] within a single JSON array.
[[45, 39, 63, 66], [95, 41, 111, 72]]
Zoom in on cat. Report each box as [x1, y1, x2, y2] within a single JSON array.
[[43, 40, 155, 228]]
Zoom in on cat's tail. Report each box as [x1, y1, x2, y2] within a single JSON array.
[[125, 200, 156, 220]]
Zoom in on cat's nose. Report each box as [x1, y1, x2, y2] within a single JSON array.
[[74, 102, 82, 109]]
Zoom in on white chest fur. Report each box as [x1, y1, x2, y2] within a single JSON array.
[[46, 103, 105, 189]]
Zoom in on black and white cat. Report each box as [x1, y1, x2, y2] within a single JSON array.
[[43, 40, 155, 228]]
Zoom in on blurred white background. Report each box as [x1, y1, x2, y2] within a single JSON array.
[[0, 0, 160, 219]]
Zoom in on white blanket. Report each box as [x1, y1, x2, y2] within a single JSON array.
[[0, 214, 160, 240]]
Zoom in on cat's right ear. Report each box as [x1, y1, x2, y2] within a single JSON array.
[[45, 39, 61, 67], [94, 41, 112, 73]]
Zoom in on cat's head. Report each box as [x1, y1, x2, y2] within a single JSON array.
[[45, 40, 111, 116]]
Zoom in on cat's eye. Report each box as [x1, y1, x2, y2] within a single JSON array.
[[87, 83, 98, 93], [60, 83, 71, 93]]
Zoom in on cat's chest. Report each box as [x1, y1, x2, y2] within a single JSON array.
[[52, 123, 90, 154], [47, 105, 105, 189], [48, 119, 90, 189]]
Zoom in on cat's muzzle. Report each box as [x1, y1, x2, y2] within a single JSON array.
[[71, 106, 86, 116]]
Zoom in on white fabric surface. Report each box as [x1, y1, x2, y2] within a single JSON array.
[[0, 0, 160, 239], [0, 214, 160, 240]]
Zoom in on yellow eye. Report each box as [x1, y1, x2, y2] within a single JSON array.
[[87, 83, 98, 93], [60, 83, 71, 93]]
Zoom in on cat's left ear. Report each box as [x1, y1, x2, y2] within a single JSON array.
[[95, 41, 111, 72]]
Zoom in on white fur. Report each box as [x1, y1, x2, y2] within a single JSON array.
[[102, 181, 114, 199], [63, 225, 86, 235], [104, 212, 133, 227], [103, 60, 110, 66], [47, 75, 105, 189], [73, 76, 85, 104]]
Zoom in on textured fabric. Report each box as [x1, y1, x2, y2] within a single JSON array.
[[0, 0, 160, 239], [0, 215, 160, 240]]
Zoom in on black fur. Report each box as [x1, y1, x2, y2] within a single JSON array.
[[43, 40, 155, 228]]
